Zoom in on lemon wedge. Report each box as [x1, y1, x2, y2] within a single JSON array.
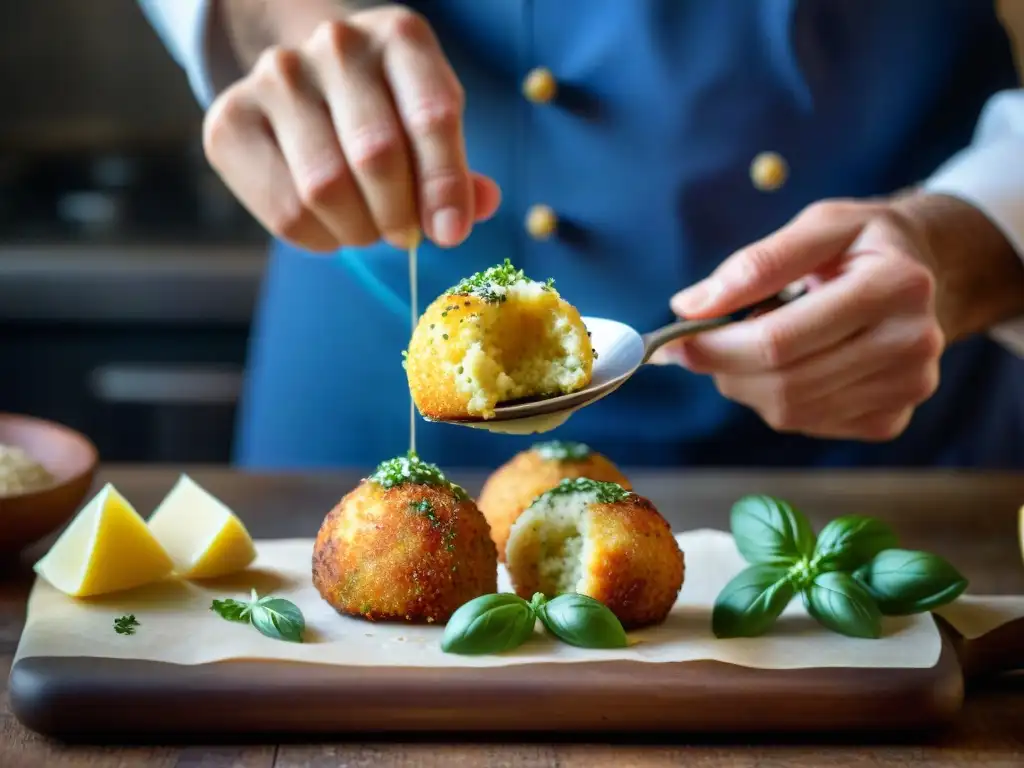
[[1019, 504, 1023, 565], [33, 483, 174, 598], [147, 474, 257, 579]]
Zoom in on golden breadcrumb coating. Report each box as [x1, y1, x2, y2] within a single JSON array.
[[312, 455, 497, 623], [405, 260, 594, 421], [477, 441, 631, 562], [505, 478, 683, 630]]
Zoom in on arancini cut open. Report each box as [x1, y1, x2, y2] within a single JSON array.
[[312, 452, 497, 623], [404, 260, 595, 421], [505, 477, 684, 630], [477, 440, 631, 562]]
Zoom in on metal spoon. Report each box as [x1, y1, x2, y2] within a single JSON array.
[[429, 283, 806, 432]]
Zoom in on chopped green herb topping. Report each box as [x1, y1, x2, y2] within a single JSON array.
[[449, 259, 554, 303], [533, 477, 632, 506], [369, 451, 469, 500], [410, 498, 441, 527], [532, 440, 592, 462], [114, 614, 139, 635]]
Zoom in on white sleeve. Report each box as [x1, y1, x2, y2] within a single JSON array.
[[924, 88, 1024, 358], [136, 0, 242, 108]]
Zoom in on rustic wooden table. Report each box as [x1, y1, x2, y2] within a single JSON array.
[[2, 465, 1023, 767]]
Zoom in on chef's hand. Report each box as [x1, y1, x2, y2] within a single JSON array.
[[652, 198, 948, 442], [203, 5, 501, 252]]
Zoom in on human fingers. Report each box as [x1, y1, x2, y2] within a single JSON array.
[[305, 20, 418, 248], [771, 405, 916, 443], [248, 45, 381, 247], [715, 345, 940, 439], [819, 408, 916, 443], [671, 200, 874, 318], [670, 255, 936, 375], [203, 78, 341, 252], [374, 9, 474, 247], [708, 314, 945, 413]]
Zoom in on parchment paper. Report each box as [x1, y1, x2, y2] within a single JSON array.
[[14, 529, 944, 670], [933, 595, 1024, 640]]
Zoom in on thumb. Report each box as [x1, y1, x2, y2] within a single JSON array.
[[671, 204, 868, 319]]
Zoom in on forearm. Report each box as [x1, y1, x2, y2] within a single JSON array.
[[221, 0, 378, 68], [892, 192, 1024, 345]]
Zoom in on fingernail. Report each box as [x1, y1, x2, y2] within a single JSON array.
[[432, 207, 464, 247], [384, 229, 415, 249], [672, 278, 722, 316], [385, 227, 419, 250]]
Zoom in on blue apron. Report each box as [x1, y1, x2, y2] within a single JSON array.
[[235, 0, 1024, 469]]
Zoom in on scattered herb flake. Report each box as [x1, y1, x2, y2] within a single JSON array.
[[113, 614, 139, 636], [410, 498, 441, 527]]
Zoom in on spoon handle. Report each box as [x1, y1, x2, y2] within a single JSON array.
[[640, 284, 806, 362]]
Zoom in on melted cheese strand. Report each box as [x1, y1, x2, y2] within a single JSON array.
[[408, 231, 420, 455]]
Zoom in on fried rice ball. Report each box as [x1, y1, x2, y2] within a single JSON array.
[[312, 453, 497, 623], [505, 478, 684, 630], [477, 440, 632, 562], [405, 260, 595, 421]]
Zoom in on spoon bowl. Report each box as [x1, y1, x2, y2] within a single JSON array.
[[427, 284, 805, 432]]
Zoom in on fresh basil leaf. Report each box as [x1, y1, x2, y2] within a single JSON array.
[[803, 571, 882, 639], [730, 495, 816, 565], [853, 549, 968, 616], [210, 598, 251, 623], [536, 593, 628, 649], [441, 593, 537, 655], [712, 564, 796, 638], [813, 515, 899, 572], [250, 597, 305, 643]]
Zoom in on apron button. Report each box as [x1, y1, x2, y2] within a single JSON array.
[[525, 204, 558, 239], [750, 151, 788, 192], [522, 67, 558, 104]]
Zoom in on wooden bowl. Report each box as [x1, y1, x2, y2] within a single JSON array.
[[0, 413, 99, 554]]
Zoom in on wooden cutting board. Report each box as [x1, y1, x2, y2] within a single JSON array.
[[7, 611, 1024, 740], [9, 532, 1024, 741]]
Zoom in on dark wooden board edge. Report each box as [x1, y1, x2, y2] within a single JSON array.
[[8, 634, 964, 742]]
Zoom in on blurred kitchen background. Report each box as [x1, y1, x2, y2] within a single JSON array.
[[2, 2, 1024, 466], [0, 1, 266, 464]]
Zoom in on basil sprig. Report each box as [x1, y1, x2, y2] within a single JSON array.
[[730, 495, 816, 566], [441, 593, 538, 654], [712, 564, 796, 639], [441, 591, 627, 655], [713, 496, 967, 640], [813, 515, 899, 572], [536, 593, 629, 649], [854, 549, 968, 615], [211, 588, 305, 643], [802, 571, 882, 639]]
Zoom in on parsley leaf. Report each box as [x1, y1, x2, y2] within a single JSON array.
[[113, 614, 139, 636]]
